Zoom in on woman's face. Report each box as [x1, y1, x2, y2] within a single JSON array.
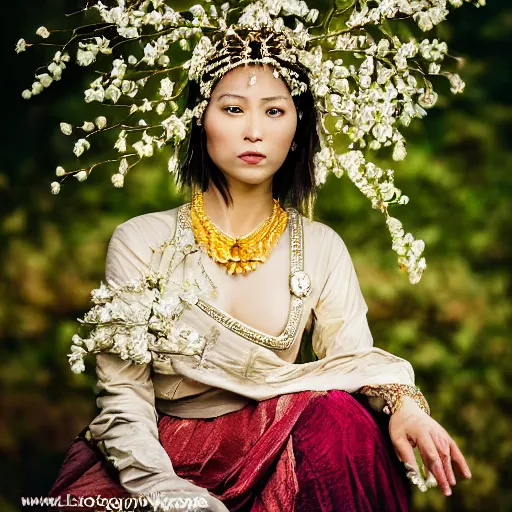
[[203, 65, 298, 190]]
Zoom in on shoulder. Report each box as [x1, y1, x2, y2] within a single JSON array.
[[110, 204, 185, 251], [105, 204, 187, 283], [301, 214, 349, 255], [299, 213, 354, 282]]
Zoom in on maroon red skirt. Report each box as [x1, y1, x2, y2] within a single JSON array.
[[48, 390, 411, 511]]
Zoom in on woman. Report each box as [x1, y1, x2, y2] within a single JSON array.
[[48, 61, 471, 512]]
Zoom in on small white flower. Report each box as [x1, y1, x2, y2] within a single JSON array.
[[74, 170, 88, 182], [306, 9, 319, 23], [168, 154, 179, 174], [139, 99, 153, 112], [132, 138, 154, 158], [392, 141, 407, 161], [159, 78, 175, 100], [31, 82, 44, 95], [73, 139, 91, 157], [128, 55, 138, 65], [114, 131, 127, 153], [21, 89, 32, 100], [77, 49, 97, 67], [50, 181, 61, 194], [60, 122, 73, 135], [428, 62, 441, 75], [56, 166, 66, 176], [448, 73, 465, 94], [118, 27, 139, 39], [84, 87, 105, 103], [95, 116, 107, 129], [48, 62, 62, 79], [105, 84, 121, 104], [111, 58, 127, 80], [36, 26, 50, 39], [111, 173, 125, 188], [37, 73, 53, 88], [119, 158, 129, 175], [82, 121, 95, 132], [156, 102, 167, 115], [15, 38, 27, 53], [418, 89, 438, 108], [70, 358, 85, 374]]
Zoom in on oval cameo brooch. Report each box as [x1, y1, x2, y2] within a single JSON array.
[[289, 270, 312, 298]]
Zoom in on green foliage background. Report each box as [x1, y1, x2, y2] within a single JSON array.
[[1, 1, 510, 511]]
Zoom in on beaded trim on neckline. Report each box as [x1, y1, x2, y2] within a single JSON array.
[[176, 203, 308, 351]]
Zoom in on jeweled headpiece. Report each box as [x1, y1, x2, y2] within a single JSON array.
[[16, 0, 485, 283]]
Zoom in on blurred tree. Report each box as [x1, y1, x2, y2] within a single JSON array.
[[1, 1, 510, 511]]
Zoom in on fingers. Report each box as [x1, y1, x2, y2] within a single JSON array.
[[393, 436, 420, 474], [448, 437, 472, 479], [433, 434, 456, 487], [418, 433, 452, 496]]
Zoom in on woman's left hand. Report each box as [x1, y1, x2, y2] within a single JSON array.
[[389, 396, 472, 496]]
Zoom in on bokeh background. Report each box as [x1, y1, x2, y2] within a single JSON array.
[[1, 1, 511, 511]]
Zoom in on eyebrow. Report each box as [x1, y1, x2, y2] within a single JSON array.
[[215, 93, 290, 102]]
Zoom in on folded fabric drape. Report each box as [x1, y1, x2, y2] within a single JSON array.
[[49, 390, 410, 512]]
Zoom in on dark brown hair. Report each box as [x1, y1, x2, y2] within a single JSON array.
[[177, 64, 320, 216]]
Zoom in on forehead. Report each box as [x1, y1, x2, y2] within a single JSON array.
[[212, 65, 292, 99]]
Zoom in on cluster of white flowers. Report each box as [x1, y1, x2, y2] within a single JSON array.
[[18, 0, 482, 283], [68, 233, 215, 373], [386, 217, 427, 285], [21, 50, 70, 100], [346, 0, 485, 32]]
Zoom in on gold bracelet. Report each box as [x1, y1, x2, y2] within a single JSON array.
[[358, 383, 430, 416]]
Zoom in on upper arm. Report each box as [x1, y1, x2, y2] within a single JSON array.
[[105, 221, 153, 286], [312, 227, 373, 359]]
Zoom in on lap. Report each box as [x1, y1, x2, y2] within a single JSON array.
[[48, 390, 410, 511], [291, 390, 411, 512]]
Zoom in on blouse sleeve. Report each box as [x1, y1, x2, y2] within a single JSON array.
[[311, 230, 373, 359], [311, 227, 429, 416], [87, 221, 185, 495]]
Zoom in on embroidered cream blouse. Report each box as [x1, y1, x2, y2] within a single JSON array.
[[84, 203, 417, 496]]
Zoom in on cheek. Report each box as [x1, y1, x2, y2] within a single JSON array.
[[204, 115, 234, 156], [269, 119, 296, 152]]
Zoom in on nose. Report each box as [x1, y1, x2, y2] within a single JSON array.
[[243, 110, 263, 143]]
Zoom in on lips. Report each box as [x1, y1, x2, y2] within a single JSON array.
[[238, 152, 266, 165]]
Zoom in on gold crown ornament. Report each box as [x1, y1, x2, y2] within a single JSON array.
[[16, 0, 485, 283]]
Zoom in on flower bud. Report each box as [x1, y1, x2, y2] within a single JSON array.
[[74, 170, 88, 182], [32, 82, 43, 95], [37, 73, 53, 88], [60, 123, 73, 135], [56, 166, 66, 177], [36, 26, 50, 39], [111, 173, 125, 188], [15, 38, 27, 54], [50, 182, 61, 194], [82, 121, 95, 132], [95, 116, 107, 129]]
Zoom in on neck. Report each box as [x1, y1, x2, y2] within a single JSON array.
[[201, 181, 275, 238]]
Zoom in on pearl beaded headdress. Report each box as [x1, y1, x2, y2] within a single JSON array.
[[16, 0, 485, 283]]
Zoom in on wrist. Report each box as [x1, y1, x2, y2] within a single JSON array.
[[358, 384, 430, 416]]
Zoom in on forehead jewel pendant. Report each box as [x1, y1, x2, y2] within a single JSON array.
[[249, 72, 257, 86]]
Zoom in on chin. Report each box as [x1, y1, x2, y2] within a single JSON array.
[[224, 168, 277, 187]]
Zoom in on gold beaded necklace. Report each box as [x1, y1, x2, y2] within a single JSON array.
[[190, 190, 288, 275]]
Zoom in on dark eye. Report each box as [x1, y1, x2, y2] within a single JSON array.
[[268, 108, 284, 117], [223, 106, 243, 114]]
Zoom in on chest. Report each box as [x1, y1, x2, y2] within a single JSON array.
[[198, 232, 291, 337]]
